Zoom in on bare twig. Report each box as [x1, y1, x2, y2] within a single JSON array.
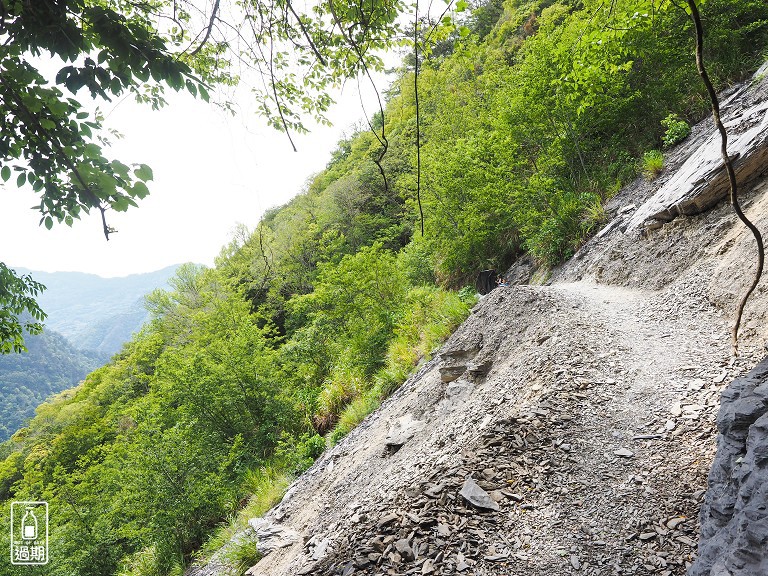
[[327, 0, 390, 195], [686, 0, 764, 355], [187, 0, 221, 57], [285, 0, 327, 65], [249, 0, 298, 151]]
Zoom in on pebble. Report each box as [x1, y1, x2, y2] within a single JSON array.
[[666, 517, 686, 530], [395, 539, 415, 562]]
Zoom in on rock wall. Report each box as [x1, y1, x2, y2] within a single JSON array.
[[626, 62, 768, 231], [690, 357, 768, 576]]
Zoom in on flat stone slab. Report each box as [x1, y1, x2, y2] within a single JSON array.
[[459, 477, 500, 511], [385, 414, 425, 447], [627, 65, 768, 230], [247, 517, 301, 555]]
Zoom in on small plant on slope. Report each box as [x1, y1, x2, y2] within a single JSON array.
[[642, 150, 664, 179], [661, 113, 692, 147]]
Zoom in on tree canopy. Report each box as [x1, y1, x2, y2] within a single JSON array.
[[0, 0, 406, 352]]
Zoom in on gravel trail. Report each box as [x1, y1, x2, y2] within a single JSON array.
[[225, 277, 763, 576]]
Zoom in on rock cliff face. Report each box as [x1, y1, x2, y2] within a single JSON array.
[[625, 61, 768, 231], [190, 64, 768, 576], [690, 359, 768, 576]]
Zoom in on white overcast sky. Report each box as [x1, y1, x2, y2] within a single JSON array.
[[0, 67, 388, 278]]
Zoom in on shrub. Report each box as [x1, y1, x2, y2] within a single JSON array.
[[328, 286, 471, 444], [458, 285, 477, 302], [661, 114, 691, 147], [117, 546, 183, 576], [313, 365, 365, 432], [329, 390, 381, 445], [642, 150, 664, 179], [223, 536, 262, 576]]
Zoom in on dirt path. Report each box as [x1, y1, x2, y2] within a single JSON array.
[[204, 278, 763, 576], [529, 281, 731, 575]]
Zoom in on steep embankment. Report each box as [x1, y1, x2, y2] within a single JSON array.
[[235, 282, 758, 576], [194, 69, 768, 576]]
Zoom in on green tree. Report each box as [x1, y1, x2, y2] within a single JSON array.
[[0, 264, 46, 353], [0, 0, 407, 353]]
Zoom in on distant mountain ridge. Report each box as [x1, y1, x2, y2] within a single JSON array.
[[13, 264, 184, 356], [0, 326, 102, 440], [0, 265, 185, 441]]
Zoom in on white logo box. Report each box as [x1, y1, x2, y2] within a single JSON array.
[[10, 501, 48, 566]]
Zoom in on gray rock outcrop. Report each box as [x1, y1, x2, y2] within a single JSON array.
[[690, 357, 768, 576], [247, 517, 301, 555], [627, 62, 768, 231]]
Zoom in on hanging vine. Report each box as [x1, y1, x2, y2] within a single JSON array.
[[684, 0, 765, 355], [414, 0, 424, 236]]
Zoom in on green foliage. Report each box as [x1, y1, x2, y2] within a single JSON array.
[[0, 326, 101, 440], [661, 113, 692, 147], [117, 546, 183, 576], [0, 0, 413, 353], [223, 537, 262, 576], [329, 389, 381, 445], [0, 265, 46, 353], [642, 150, 664, 179], [328, 285, 471, 443]]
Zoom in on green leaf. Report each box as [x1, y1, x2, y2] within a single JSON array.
[[1, 166, 10, 182], [459, 25, 470, 37], [134, 164, 153, 182], [198, 84, 210, 102], [84, 143, 101, 159], [110, 160, 130, 178], [16, 172, 25, 187], [456, 0, 468, 12], [65, 215, 74, 227], [44, 216, 53, 230], [131, 181, 150, 199], [112, 196, 130, 212]]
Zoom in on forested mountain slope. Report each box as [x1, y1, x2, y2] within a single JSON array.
[[0, 1, 767, 576], [0, 327, 101, 441]]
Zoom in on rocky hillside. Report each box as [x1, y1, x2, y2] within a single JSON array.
[[190, 66, 768, 575]]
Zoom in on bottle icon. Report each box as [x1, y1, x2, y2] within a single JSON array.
[[21, 507, 37, 540]]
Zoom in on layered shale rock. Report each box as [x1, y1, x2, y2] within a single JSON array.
[[690, 358, 768, 576], [627, 62, 768, 232]]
